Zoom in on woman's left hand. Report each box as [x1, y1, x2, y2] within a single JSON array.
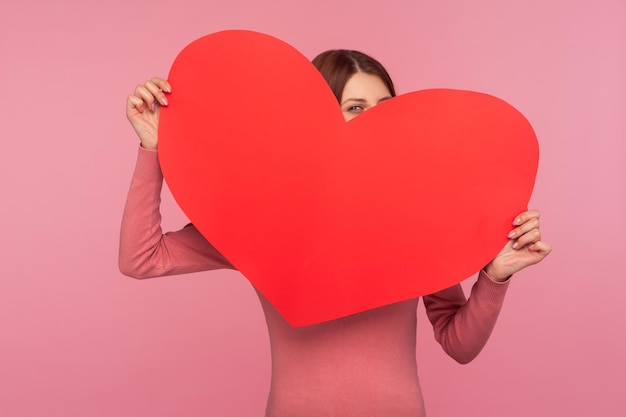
[[483, 210, 552, 282]]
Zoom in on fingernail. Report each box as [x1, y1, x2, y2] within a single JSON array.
[[513, 217, 521, 226], [507, 231, 516, 238], [512, 241, 519, 249], [162, 97, 169, 106]]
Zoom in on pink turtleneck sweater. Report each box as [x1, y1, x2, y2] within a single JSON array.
[[119, 146, 510, 417]]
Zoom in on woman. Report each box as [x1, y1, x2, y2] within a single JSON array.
[[121, 49, 551, 416]]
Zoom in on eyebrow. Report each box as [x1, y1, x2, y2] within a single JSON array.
[[341, 96, 393, 106]]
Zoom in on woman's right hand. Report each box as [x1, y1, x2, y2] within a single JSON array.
[[126, 77, 171, 150]]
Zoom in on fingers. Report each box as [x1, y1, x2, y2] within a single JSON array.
[[151, 77, 172, 94], [126, 94, 147, 114], [129, 77, 171, 114], [528, 240, 552, 255], [509, 209, 540, 239], [145, 77, 171, 107], [508, 214, 539, 239], [512, 227, 541, 249], [509, 209, 542, 250], [512, 209, 540, 226]]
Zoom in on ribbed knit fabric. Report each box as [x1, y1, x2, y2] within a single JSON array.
[[120, 146, 510, 417]]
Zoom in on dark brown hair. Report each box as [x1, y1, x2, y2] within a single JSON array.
[[311, 50, 396, 103]]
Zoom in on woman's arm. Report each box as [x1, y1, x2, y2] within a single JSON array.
[[119, 78, 234, 279], [423, 210, 551, 363], [423, 271, 509, 364], [119, 147, 234, 278]]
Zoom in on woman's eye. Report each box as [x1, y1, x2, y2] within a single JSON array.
[[347, 105, 364, 112]]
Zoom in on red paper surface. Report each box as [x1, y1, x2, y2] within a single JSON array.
[[158, 30, 539, 326]]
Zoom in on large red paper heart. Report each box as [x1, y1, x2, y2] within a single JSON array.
[[159, 31, 538, 326]]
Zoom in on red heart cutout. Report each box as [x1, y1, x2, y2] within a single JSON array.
[[159, 31, 538, 326]]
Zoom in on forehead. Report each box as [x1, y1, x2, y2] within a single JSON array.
[[341, 72, 391, 101]]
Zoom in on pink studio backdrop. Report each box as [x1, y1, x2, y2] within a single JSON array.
[[1, 0, 624, 416]]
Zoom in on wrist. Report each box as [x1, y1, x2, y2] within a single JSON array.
[[140, 141, 158, 151], [482, 265, 511, 283]]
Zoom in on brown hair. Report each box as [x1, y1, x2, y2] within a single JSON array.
[[311, 50, 396, 103]]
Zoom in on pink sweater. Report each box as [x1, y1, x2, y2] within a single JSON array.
[[119, 146, 510, 417]]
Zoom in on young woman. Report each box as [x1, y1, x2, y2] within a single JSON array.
[[121, 49, 551, 417]]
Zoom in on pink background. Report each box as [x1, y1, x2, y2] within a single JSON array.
[[1, 0, 624, 415]]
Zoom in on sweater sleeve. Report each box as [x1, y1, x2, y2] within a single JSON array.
[[119, 146, 235, 279], [422, 271, 510, 364]]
